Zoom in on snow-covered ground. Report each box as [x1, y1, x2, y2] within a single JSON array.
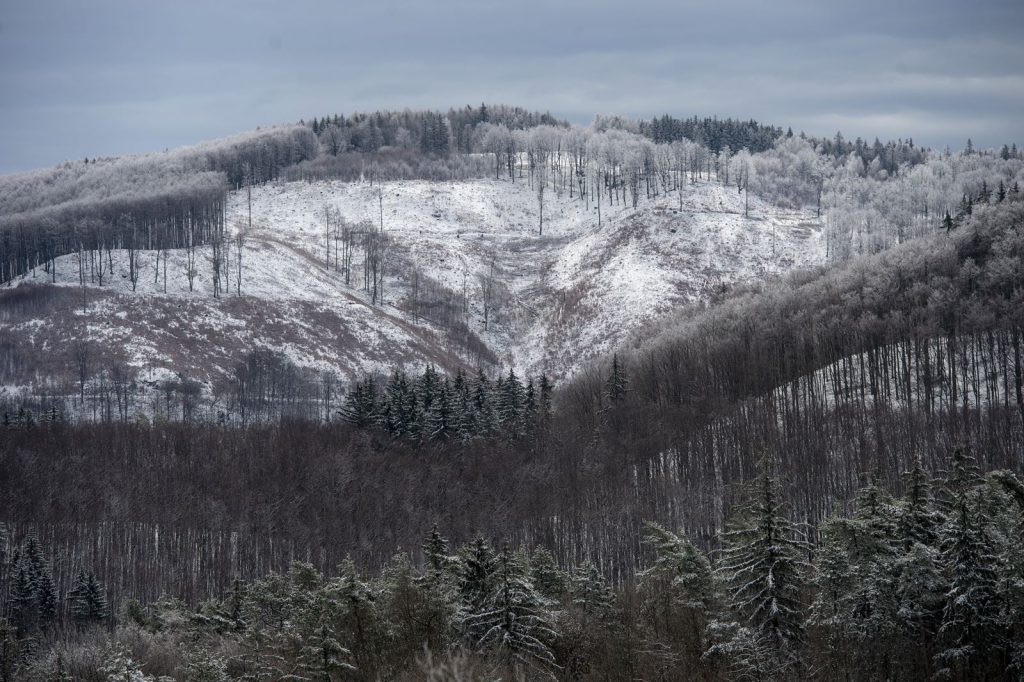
[[6, 176, 825, 402]]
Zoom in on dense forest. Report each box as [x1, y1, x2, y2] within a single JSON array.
[[1, 195, 1023, 678], [2, 104, 1021, 431], [1, 448, 1021, 681], [2, 103, 1024, 679]]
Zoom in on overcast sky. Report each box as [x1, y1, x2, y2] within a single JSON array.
[[1, 0, 1022, 175]]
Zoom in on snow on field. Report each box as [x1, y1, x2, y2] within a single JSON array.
[[9, 176, 825, 394]]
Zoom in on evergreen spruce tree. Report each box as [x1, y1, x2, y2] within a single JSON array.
[[538, 374, 553, 426], [426, 378, 455, 440], [297, 623, 354, 681], [234, 572, 292, 681], [182, 648, 229, 682], [524, 379, 537, 431], [463, 544, 558, 675], [705, 619, 786, 682], [330, 558, 379, 676], [894, 542, 945, 672], [934, 492, 1006, 678], [639, 522, 716, 651], [569, 562, 615, 620], [381, 552, 454, 661], [422, 525, 457, 578], [383, 369, 417, 437], [453, 372, 476, 442], [471, 370, 494, 436], [339, 379, 378, 428], [807, 518, 858, 669], [605, 354, 628, 403], [458, 536, 497, 619], [529, 547, 566, 603], [417, 365, 441, 415], [716, 467, 810, 666], [69, 570, 108, 625], [942, 209, 954, 232], [496, 369, 525, 437], [938, 448, 983, 516], [898, 454, 942, 549], [10, 556, 36, 635], [17, 537, 57, 627], [99, 642, 155, 682]]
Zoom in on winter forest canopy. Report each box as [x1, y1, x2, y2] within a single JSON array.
[[2, 102, 1024, 681], [4, 104, 1022, 285]]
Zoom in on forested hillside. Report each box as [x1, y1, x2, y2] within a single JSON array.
[[3, 104, 1021, 423], [1, 103, 1023, 680], [2, 189, 1021, 614]]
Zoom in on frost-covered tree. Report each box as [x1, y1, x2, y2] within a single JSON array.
[[569, 562, 614, 620], [639, 522, 716, 656], [715, 467, 810, 668], [182, 648, 229, 682], [463, 544, 559, 676], [898, 454, 942, 549], [934, 491, 1006, 678], [529, 547, 566, 603], [69, 569, 108, 625], [381, 552, 454, 662], [458, 536, 497, 621], [99, 642, 155, 682]]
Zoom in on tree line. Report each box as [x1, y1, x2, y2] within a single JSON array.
[[0, 126, 317, 284], [338, 366, 554, 443]]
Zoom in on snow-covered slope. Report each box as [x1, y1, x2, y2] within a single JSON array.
[[5, 176, 825, 399]]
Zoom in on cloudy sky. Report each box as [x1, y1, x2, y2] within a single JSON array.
[[1, 0, 1021, 174]]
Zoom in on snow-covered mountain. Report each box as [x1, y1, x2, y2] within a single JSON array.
[[5, 176, 824, 401]]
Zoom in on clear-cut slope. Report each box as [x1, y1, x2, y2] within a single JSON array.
[[4, 176, 825, 404]]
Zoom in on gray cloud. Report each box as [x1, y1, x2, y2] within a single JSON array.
[[1, 0, 1021, 173]]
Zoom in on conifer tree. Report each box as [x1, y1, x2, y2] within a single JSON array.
[[458, 536, 497, 619], [934, 492, 1006, 678], [23, 537, 56, 622], [497, 369, 525, 437], [716, 467, 810, 666], [453, 373, 476, 441], [339, 379, 378, 428], [942, 209, 954, 232], [605, 354, 628, 403], [69, 570, 108, 625], [569, 562, 615, 620], [639, 522, 716, 653], [297, 623, 354, 681], [422, 525, 457, 578], [894, 541, 945, 673], [538, 374, 553, 425], [99, 642, 155, 682], [899, 455, 942, 549], [529, 547, 566, 603], [471, 370, 495, 436], [10, 557, 36, 635], [330, 558, 380, 676], [381, 552, 454, 661], [426, 378, 455, 440], [182, 648, 229, 682], [464, 544, 558, 675]]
